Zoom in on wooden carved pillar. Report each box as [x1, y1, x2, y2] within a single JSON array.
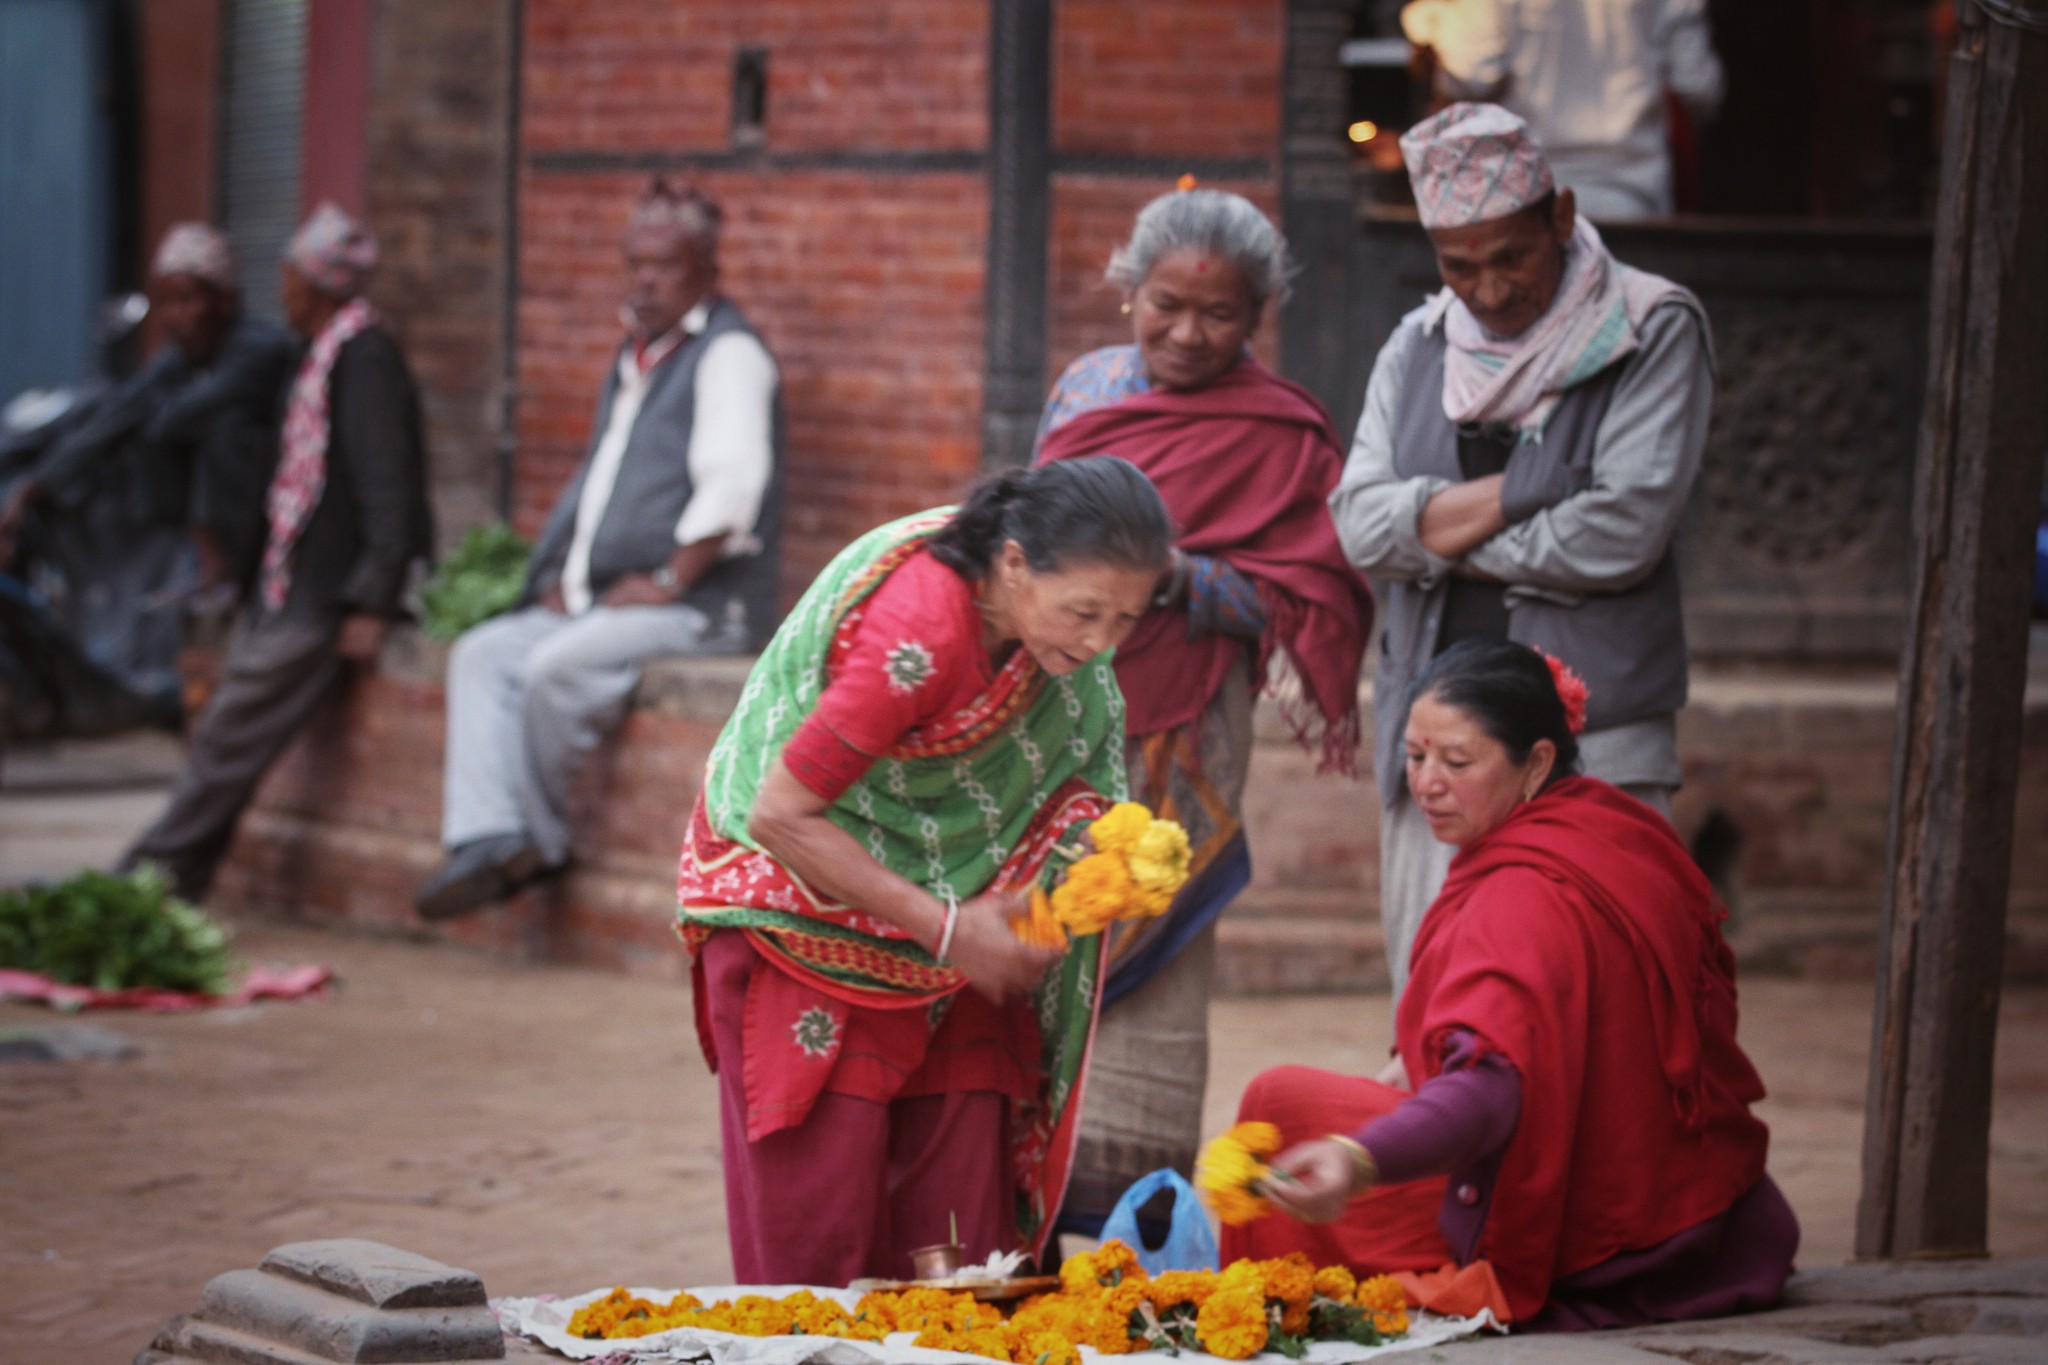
[[1856, 0, 2048, 1260]]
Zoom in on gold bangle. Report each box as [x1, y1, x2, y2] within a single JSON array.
[[1326, 1134, 1378, 1191]]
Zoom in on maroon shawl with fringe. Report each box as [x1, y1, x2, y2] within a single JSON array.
[[1035, 356, 1374, 773]]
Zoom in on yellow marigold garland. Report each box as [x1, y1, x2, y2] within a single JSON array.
[[564, 1239, 1413, 1360]]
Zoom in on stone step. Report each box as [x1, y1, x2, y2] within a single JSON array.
[[197, 1268, 503, 1363], [1216, 916, 1388, 995]]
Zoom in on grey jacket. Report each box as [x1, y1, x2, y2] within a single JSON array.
[[1330, 296, 1714, 797], [526, 298, 784, 645]]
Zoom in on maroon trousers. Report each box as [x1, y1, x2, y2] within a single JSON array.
[[700, 932, 1012, 1286]]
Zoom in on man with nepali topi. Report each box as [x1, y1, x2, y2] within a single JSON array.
[[122, 204, 432, 902], [676, 459, 1175, 1284], [1331, 103, 1713, 1001]]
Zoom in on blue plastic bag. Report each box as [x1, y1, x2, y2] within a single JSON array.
[[1097, 1168, 1218, 1273]]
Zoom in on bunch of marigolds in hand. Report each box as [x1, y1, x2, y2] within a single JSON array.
[[1035, 1239, 1411, 1360], [1017, 802, 1193, 947], [1195, 1120, 1288, 1226]]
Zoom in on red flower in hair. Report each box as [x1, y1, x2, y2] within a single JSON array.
[[1536, 649, 1589, 735]]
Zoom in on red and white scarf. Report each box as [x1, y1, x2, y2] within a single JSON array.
[[260, 298, 378, 611], [1426, 218, 1690, 438]]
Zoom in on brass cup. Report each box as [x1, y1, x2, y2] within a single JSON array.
[[908, 1242, 965, 1280]]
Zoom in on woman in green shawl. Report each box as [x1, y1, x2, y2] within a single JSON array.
[[676, 457, 1172, 1285]]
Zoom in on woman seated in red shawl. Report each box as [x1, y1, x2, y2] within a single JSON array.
[[1224, 639, 1799, 1330], [1034, 185, 1375, 1234]]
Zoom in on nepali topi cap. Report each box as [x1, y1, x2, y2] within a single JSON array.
[[152, 223, 236, 290], [287, 202, 379, 299], [1400, 102, 1556, 230]]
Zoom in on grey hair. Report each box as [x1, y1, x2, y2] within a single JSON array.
[[628, 175, 723, 270], [1105, 188, 1294, 311]]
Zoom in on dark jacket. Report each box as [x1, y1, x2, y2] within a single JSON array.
[[270, 324, 433, 622], [35, 315, 295, 576]]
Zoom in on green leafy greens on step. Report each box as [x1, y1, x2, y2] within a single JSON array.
[[0, 868, 237, 994], [420, 524, 532, 642]]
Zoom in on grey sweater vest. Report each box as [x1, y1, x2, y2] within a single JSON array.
[[527, 298, 785, 645], [1372, 325, 1689, 796]]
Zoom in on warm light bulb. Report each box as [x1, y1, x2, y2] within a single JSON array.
[[1347, 120, 1380, 143]]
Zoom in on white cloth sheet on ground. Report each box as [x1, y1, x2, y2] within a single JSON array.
[[494, 1285, 1500, 1365]]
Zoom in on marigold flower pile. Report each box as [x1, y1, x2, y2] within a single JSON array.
[[564, 1241, 1410, 1361], [1017, 802, 1193, 947], [1195, 1120, 1286, 1226]]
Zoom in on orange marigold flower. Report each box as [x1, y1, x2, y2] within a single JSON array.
[[1020, 1328, 1081, 1365], [1260, 1252, 1316, 1309], [1089, 802, 1153, 857], [1313, 1264, 1358, 1302], [1354, 1272, 1407, 1314], [1147, 1269, 1218, 1312], [1050, 852, 1136, 936], [1091, 1238, 1147, 1287], [1197, 1124, 1284, 1225], [1195, 1283, 1270, 1361]]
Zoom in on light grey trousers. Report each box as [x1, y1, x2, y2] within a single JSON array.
[[440, 603, 744, 865], [1379, 777, 1676, 1001]]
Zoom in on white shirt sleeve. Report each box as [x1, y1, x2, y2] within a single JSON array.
[[1401, 0, 1513, 96], [1658, 0, 1726, 125], [674, 330, 778, 553]]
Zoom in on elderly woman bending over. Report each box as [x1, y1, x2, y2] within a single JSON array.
[[1034, 187, 1376, 1234], [1223, 639, 1798, 1330], [676, 458, 1174, 1284]]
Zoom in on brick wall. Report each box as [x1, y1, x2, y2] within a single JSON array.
[[363, 0, 514, 547], [512, 1, 1298, 598], [1047, 1, 1286, 383], [515, 1, 994, 597]]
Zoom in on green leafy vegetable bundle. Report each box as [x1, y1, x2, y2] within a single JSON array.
[[0, 868, 237, 994], [419, 524, 532, 642]]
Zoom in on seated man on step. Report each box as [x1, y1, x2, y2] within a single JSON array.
[[417, 178, 784, 920]]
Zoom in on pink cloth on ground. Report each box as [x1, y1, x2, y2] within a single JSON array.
[[700, 930, 1014, 1286], [0, 963, 332, 1012]]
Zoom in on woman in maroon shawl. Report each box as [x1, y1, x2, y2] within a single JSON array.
[[1034, 186, 1375, 1236], [1222, 639, 1798, 1329]]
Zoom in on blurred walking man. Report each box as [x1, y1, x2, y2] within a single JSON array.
[[124, 205, 432, 900]]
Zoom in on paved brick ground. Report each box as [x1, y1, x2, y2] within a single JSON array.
[[2, 736, 2045, 1364]]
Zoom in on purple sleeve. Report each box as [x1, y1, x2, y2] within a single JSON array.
[[1353, 1030, 1521, 1186]]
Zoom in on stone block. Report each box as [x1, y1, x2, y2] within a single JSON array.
[[1620, 1302, 1921, 1347], [1869, 1335, 2048, 1363], [1785, 1260, 2048, 1309], [1600, 1328, 1887, 1362], [259, 1239, 487, 1310], [140, 1241, 503, 1364], [199, 1269, 502, 1361], [1912, 1296, 2048, 1337]]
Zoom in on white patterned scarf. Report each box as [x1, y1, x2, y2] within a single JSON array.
[[1426, 218, 1689, 438], [259, 298, 379, 610]]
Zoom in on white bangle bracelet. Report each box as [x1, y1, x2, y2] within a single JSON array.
[[934, 893, 960, 965]]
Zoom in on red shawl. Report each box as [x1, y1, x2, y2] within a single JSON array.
[[1035, 357, 1374, 773], [1397, 777, 1771, 1320]]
